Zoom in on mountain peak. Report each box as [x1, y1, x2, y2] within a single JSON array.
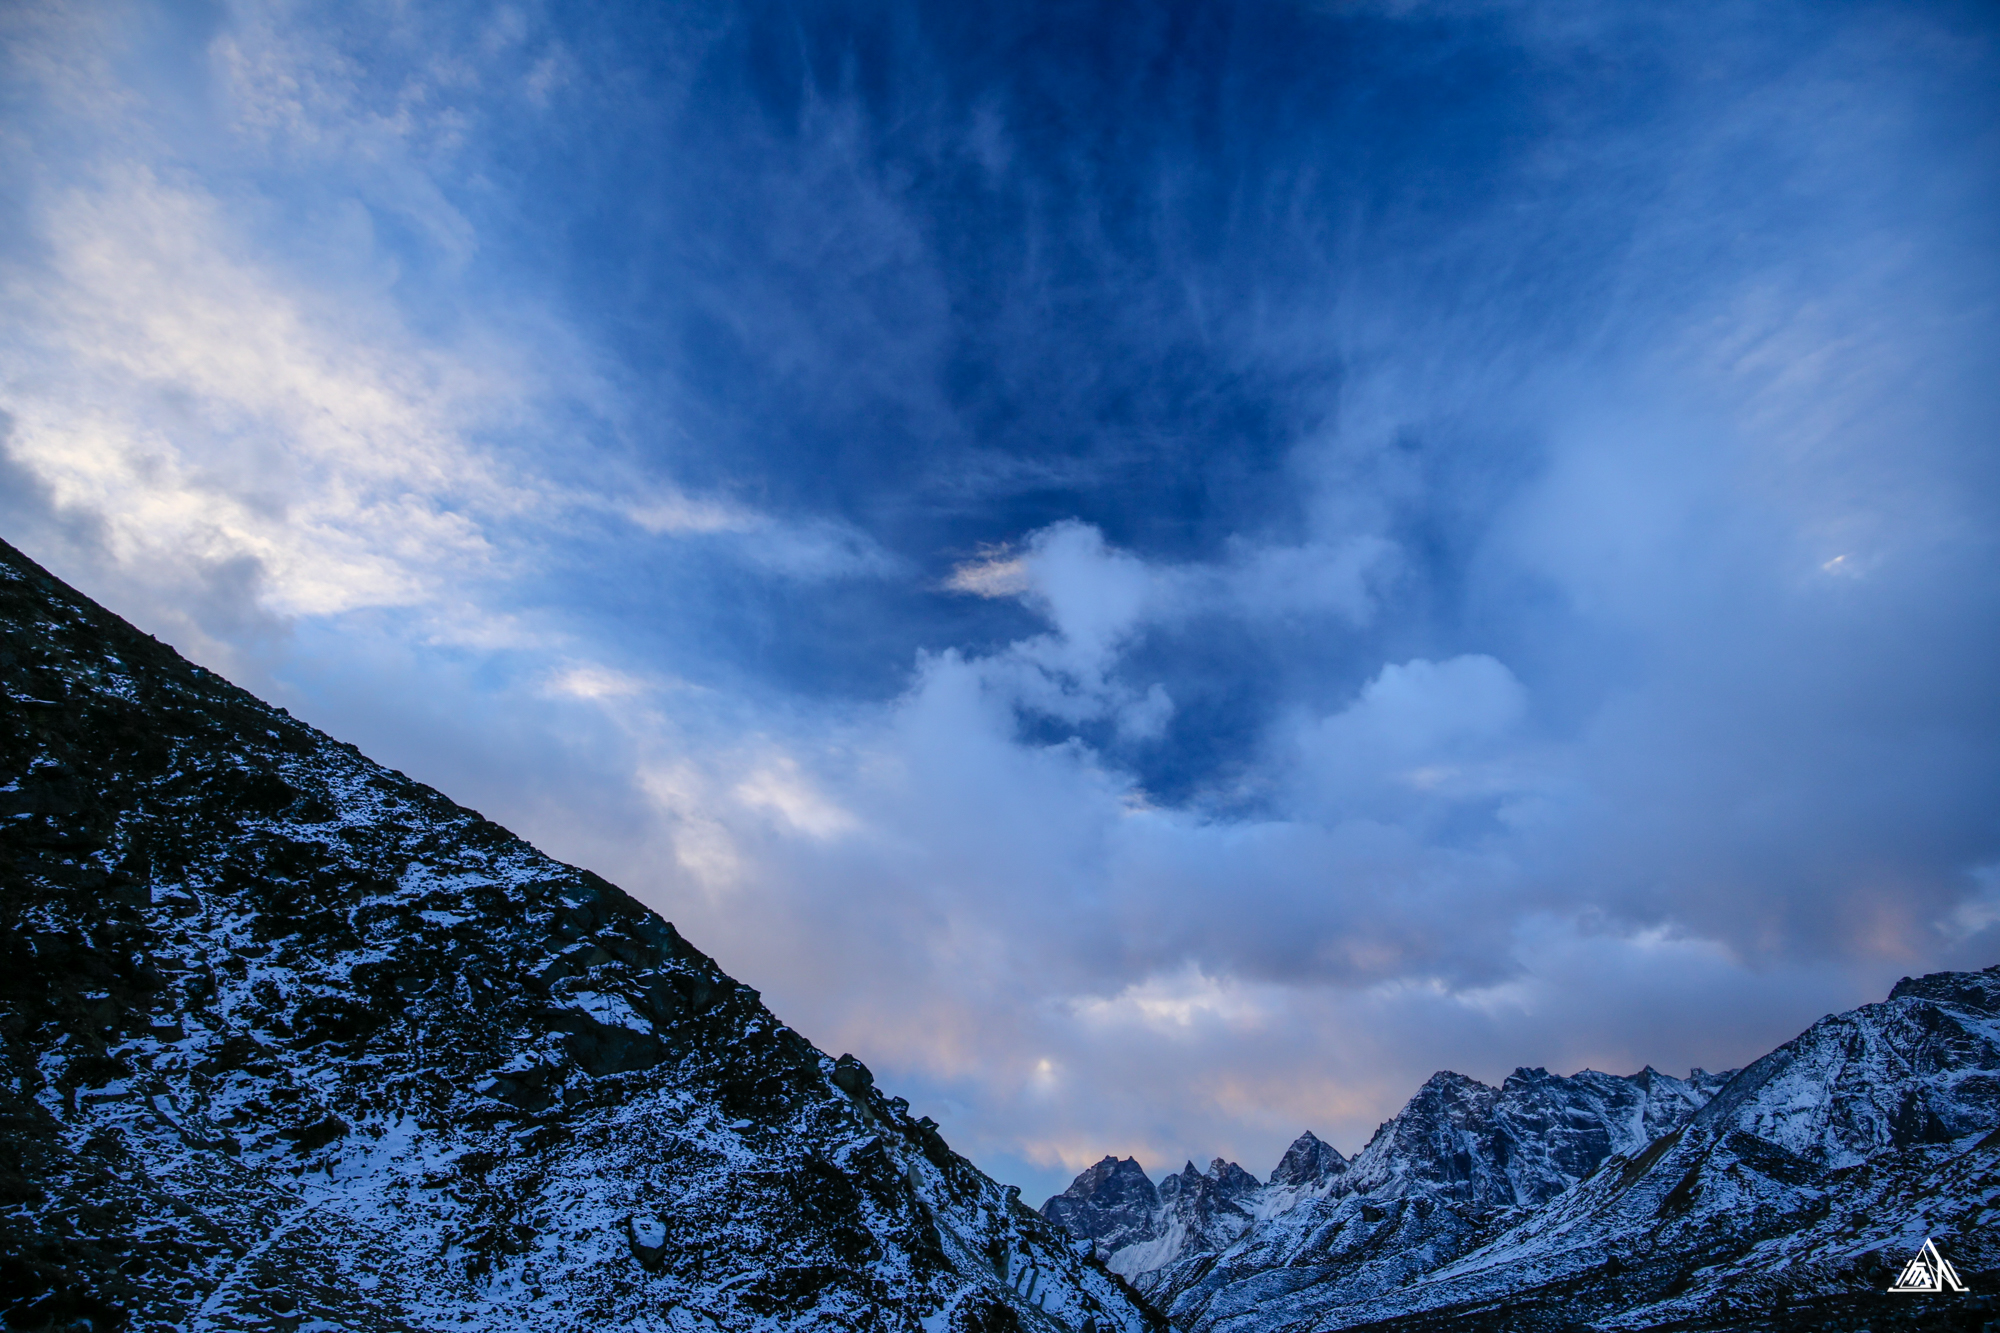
[[1268, 1130, 1348, 1190]]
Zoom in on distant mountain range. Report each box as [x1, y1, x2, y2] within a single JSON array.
[[0, 536, 1159, 1332], [1042, 974, 2000, 1330]]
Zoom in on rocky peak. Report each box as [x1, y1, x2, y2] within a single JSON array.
[[1889, 967, 2000, 1009], [1687, 970, 2000, 1169], [1339, 1061, 1725, 1210], [1344, 1070, 1505, 1203], [1624, 1065, 1728, 1141], [1157, 1158, 1258, 1217], [1040, 1155, 1163, 1255], [1267, 1130, 1347, 1190], [1059, 1155, 1160, 1211], [1205, 1157, 1261, 1195], [1051, 1055, 1736, 1295], [1041, 1154, 1268, 1282]]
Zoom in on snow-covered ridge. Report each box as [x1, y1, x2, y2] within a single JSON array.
[[1045, 982, 2000, 1330], [0, 536, 1162, 1333], [1043, 1064, 1725, 1303]]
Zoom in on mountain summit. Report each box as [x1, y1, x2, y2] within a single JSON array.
[[0, 537, 1161, 1333]]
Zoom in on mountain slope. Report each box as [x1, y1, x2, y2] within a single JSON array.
[[0, 537, 1162, 1333]]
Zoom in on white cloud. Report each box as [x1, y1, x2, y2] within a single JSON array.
[[5, 165, 523, 615], [733, 757, 860, 841], [626, 493, 757, 536], [544, 663, 653, 700], [947, 545, 1031, 597], [1285, 655, 1532, 822], [939, 522, 1178, 735], [1071, 966, 1284, 1036]]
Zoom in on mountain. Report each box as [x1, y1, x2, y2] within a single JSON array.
[[1044, 1157, 1166, 1262], [1042, 1154, 1273, 1283], [1044, 976, 2000, 1331], [1045, 1066, 1725, 1314], [0, 536, 1163, 1333], [1265, 1131, 1346, 1194]]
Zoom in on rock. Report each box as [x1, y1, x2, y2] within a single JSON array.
[[1042, 1156, 1162, 1256], [628, 1213, 669, 1269], [832, 1052, 875, 1098], [1266, 1131, 1346, 1190]]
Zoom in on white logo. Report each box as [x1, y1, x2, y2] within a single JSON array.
[[1887, 1238, 1967, 1293]]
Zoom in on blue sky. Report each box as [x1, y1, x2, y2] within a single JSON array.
[[4, 0, 1998, 1202]]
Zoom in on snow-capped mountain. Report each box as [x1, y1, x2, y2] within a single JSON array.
[[0, 537, 1162, 1333], [1350, 966, 2000, 1331], [1045, 1066, 1727, 1315], [1045, 1155, 1276, 1281], [1045, 975, 2000, 1331]]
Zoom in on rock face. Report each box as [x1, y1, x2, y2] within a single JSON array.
[[1043, 1157, 1162, 1258], [1045, 977, 2000, 1331], [1265, 1131, 1345, 1192], [1136, 1065, 1729, 1329], [1046, 1065, 1723, 1315], [1336, 1064, 1724, 1212], [0, 537, 1163, 1333]]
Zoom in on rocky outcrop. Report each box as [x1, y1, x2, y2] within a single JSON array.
[[0, 536, 1163, 1333], [1050, 1063, 1723, 1324], [1337, 1063, 1723, 1211]]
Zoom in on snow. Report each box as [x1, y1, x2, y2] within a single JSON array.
[[564, 990, 653, 1033]]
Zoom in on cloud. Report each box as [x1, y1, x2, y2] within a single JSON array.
[[1289, 655, 1530, 818], [2, 0, 1994, 1212], [543, 663, 654, 701], [733, 757, 860, 840], [626, 494, 757, 537], [946, 546, 1031, 598], [7, 164, 519, 613], [1071, 966, 1284, 1038]]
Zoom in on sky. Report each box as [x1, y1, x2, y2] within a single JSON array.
[[3, 0, 1998, 1204]]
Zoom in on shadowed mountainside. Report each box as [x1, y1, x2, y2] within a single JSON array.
[[0, 536, 1164, 1333]]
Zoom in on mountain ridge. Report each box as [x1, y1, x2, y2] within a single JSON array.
[[1041, 975, 2000, 1330]]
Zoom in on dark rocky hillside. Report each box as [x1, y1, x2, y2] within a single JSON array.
[[0, 536, 1163, 1333]]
